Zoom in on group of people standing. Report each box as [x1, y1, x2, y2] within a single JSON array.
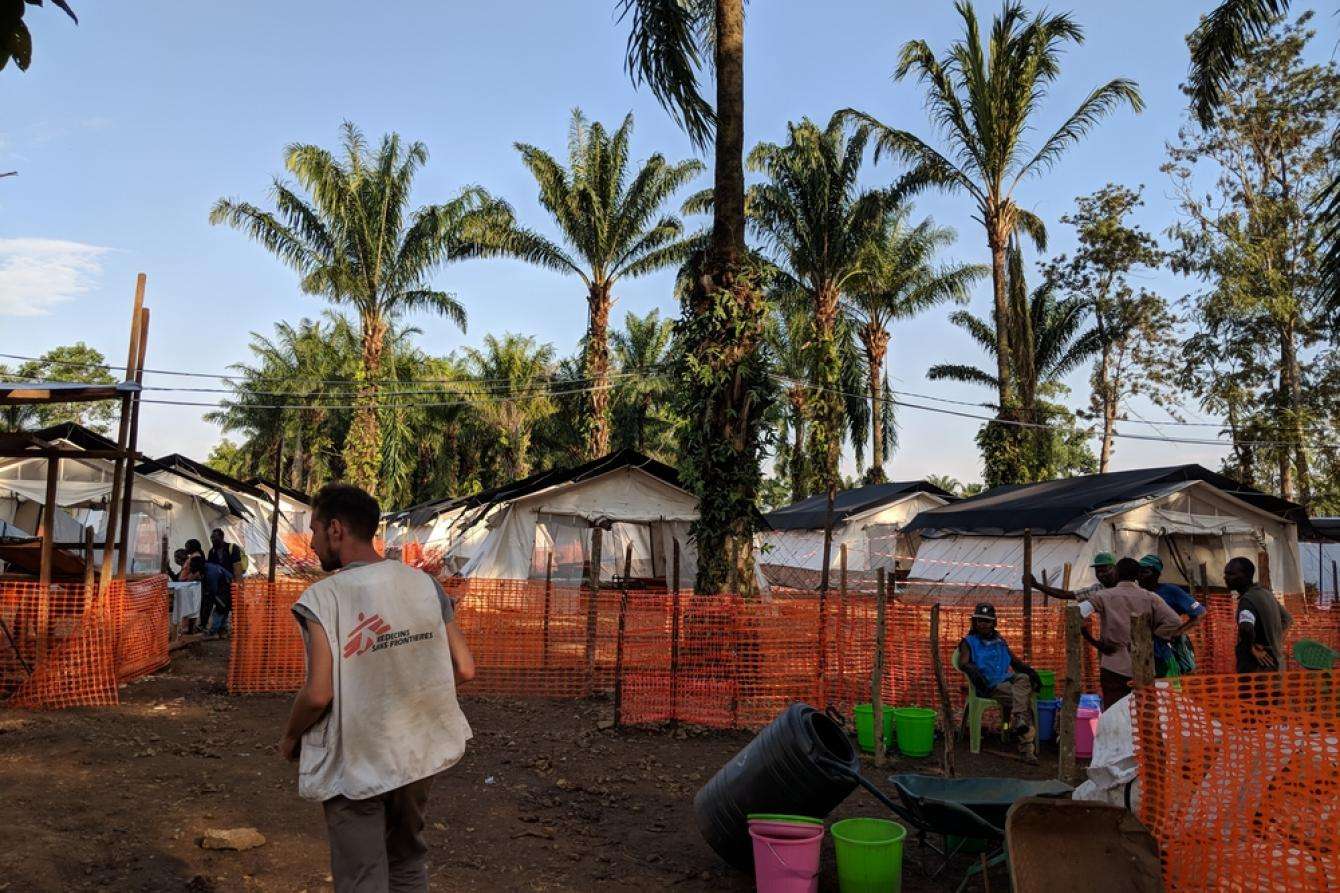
[[171, 528, 247, 637], [956, 551, 1293, 759]]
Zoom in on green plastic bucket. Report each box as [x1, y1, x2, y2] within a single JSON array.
[[831, 817, 906, 893], [1036, 669, 1056, 701], [892, 707, 936, 758], [851, 704, 893, 753]]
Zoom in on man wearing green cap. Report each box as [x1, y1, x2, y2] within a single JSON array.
[[1137, 554, 1206, 677], [1025, 551, 1119, 601]]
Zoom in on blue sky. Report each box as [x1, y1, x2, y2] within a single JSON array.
[[1, 1, 1333, 490]]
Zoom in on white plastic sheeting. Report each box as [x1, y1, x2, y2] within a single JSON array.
[[757, 492, 947, 573], [907, 481, 1305, 593], [1301, 540, 1340, 604]]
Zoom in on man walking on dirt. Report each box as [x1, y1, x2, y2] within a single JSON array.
[[279, 483, 476, 892]]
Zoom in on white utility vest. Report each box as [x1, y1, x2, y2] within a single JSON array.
[[294, 561, 471, 801]]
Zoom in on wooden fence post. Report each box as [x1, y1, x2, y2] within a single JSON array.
[[1332, 560, 1337, 607], [1022, 528, 1034, 661], [1061, 563, 1072, 591], [872, 567, 888, 768], [159, 534, 169, 574], [37, 454, 60, 661], [1059, 604, 1082, 785], [1130, 613, 1155, 688], [930, 603, 956, 777], [670, 539, 682, 724], [541, 551, 553, 670], [83, 526, 96, 590], [1257, 549, 1272, 590], [267, 431, 284, 582], [835, 544, 847, 710], [584, 525, 603, 692], [613, 588, 629, 727]]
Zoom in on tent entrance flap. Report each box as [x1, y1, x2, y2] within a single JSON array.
[[532, 513, 659, 583]]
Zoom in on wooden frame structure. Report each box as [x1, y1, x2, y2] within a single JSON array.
[[0, 274, 151, 594]]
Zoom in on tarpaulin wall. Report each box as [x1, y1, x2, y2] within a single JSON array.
[[1133, 671, 1338, 892], [1, 575, 170, 709]]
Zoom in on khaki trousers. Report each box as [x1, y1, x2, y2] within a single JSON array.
[[989, 672, 1033, 728]]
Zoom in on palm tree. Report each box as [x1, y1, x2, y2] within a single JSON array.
[[924, 474, 962, 496], [845, 210, 987, 482], [747, 116, 892, 564], [618, 0, 768, 595], [609, 309, 678, 459], [462, 334, 557, 480], [492, 110, 701, 459], [842, 1, 1142, 419], [210, 122, 511, 494]]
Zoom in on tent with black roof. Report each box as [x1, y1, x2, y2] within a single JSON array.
[[903, 464, 1306, 594], [758, 481, 953, 582]]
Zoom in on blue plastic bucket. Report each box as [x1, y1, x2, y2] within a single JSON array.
[[1037, 698, 1062, 741], [1079, 693, 1103, 711]]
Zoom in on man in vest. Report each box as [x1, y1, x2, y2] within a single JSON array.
[[279, 483, 476, 893], [955, 603, 1043, 760]]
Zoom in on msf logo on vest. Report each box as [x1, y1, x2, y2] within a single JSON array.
[[344, 612, 392, 658]]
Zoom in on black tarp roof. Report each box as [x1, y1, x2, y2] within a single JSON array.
[[904, 464, 1310, 537], [764, 481, 956, 531], [387, 449, 684, 529], [1304, 517, 1340, 542]]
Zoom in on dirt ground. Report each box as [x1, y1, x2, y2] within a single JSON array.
[[0, 640, 1059, 891]]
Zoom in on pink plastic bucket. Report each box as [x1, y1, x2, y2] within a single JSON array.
[[1075, 706, 1100, 759], [748, 821, 823, 893]]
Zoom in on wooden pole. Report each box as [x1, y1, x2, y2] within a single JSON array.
[[929, 603, 956, 777], [613, 586, 630, 727], [833, 543, 847, 709], [36, 455, 60, 660], [670, 539, 682, 723], [1041, 568, 1050, 606], [1022, 528, 1034, 661], [267, 429, 284, 582], [1058, 603, 1082, 784], [159, 533, 169, 574], [83, 526, 96, 590], [1257, 549, 1272, 590], [116, 305, 150, 577], [1130, 613, 1155, 688], [1061, 563, 1072, 591], [98, 274, 146, 594], [872, 567, 888, 768], [584, 525, 603, 691], [1332, 561, 1338, 607], [623, 542, 633, 582], [541, 551, 553, 670]]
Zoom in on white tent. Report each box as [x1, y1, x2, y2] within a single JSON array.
[[759, 482, 953, 579], [904, 466, 1306, 595]]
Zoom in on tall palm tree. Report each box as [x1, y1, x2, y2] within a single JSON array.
[[845, 210, 987, 482], [462, 334, 557, 480], [492, 110, 701, 458], [842, 1, 1143, 419], [929, 247, 1104, 420], [210, 122, 511, 494], [748, 116, 892, 572], [609, 309, 678, 459], [618, 0, 768, 595]]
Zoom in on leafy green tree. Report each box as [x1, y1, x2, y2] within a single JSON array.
[[610, 309, 679, 460], [619, 0, 771, 595], [930, 247, 1103, 484], [0, 342, 116, 432], [845, 209, 985, 482], [1166, 13, 1336, 506], [924, 474, 962, 496], [206, 439, 248, 479], [1043, 185, 1179, 472], [842, 0, 1142, 434], [462, 334, 557, 480], [490, 110, 700, 459], [210, 122, 512, 495]]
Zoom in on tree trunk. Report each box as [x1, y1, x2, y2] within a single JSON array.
[[583, 282, 613, 459], [1098, 344, 1116, 474], [788, 390, 807, 502], [862, 322, 889, 485], [1279, 317, 1309, 506], [344, 315, 386, 495], [684, 0, 762, 596], [988, 221, 1014, 411], [289, 421, 304, 490]]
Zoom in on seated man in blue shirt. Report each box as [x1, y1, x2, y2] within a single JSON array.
[[1137, 554, 1206, 676], [955, 603, 1043, 760]]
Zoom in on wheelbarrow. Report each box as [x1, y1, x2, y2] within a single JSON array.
[[1005, 797, 1162, 892], [815, 756, 1071, 891]]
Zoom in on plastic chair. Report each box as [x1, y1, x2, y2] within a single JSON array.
[[952, 648, 1039, 755], [1293, 639, 1338, 670]]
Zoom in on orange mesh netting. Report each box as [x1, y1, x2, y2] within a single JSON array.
[[1132, 671, 1339, 892], [109, 576, 171, 683], [1, 580, 118, 709], [227, 578, 309, 694]]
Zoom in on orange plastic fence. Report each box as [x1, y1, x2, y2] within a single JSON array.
[[227, 578, 309, 693], [1133, 671, 1339, 892], [109, 576, 171, 683], [1, 580, 116, 708]]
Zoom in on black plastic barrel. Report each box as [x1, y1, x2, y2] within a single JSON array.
[[693, 702, 859, 869]]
